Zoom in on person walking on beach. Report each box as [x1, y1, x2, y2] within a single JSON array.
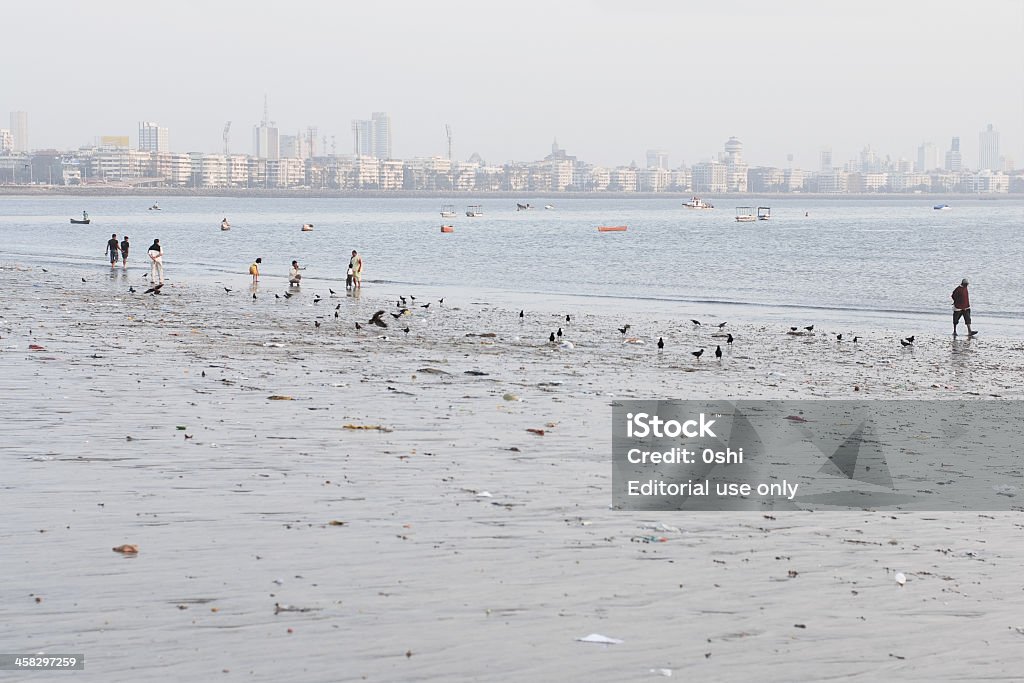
[[952, 278, 976, 337], [250, 257, 262, 284], [105, 234, 120, 268], [289, 260, 303, 286], [349, 250, 363, 289], [148, 239, 164, 284], [120, 235, 130, 269]]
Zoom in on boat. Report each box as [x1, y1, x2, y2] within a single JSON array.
[[301, 223, 314, 232], [544, 204, 555, 210], [440, 204, 456, 218], [516, 203, 533, 211], [148, 203, 161, 211], [683, 197, 714, 209], [735, 207, 756, 222], [757, 206, 771, 220], [440, 225, 454, 233], [466, 205, 483, 217], [220, 218, 231, 231], [597, 225, 627, 232], [933, 204, 951, 210], [70, 218, 90, 224]]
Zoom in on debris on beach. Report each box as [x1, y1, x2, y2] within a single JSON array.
[[112, 544, 139, 554], [343, 424, 393, 432], [894, 572, 907, 586], [784, 415, 809, 423], [268, 395, 295, 401], [526, 428, 545, 436], [28, 344, 46, 351], [328, 520, 347, 526], [577, 633, 623, 645], [649, 669, 673, 678], [502, 393, 520, 401], [274, 603, 320, 614]]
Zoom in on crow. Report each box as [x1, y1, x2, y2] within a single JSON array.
[[790, 327, 798, 332], [566, 314, 571, 323], [853, 336, 860, 342], [715, 345, 722, 359], [313, 296, 322, 304], [804, 325, 814, 331], [657, 337, 664, 349], [421, 303, 430, 309], [334, 311, 339, 319], [369, 310, 388, 328], [403, 327, 410, 334], [410, 295, 416, 301], [329, 289, 336, 296], [900, 339, 912, 347], [391, 313, 402, 319], [836, 333, 842, 341], [439, 298, 444, 304], [726, 333, 734, 345], [618, 325, 631, 334], [904, 335, 915, 343], [81, 278, 86, 283], [519, 310, 524, 319], [283, 292, 293, 299], [314, 320, 321, 329], [224, 287, 232, 293], [716, 322, 727, 329], [275, 294, 280, 299], [691, 319, 701, 326], [556, 327, 563, 338], [252, 292, 257, 301], [144, 283, 163, 295], [355, 322, 362, 330], [549, 332, 556, 342], [692, 349, 704, 360], [400, 296, 407, 305], [128, 286, 136, 293]]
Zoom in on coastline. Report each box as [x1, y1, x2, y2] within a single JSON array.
[[3, 263, 1024, 680]]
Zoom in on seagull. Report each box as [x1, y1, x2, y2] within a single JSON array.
[[904, 335, 915, 343], [369, 310, 388, 328], [900, 339, 913, 347], [715, 345, 722, 359], [692, 349, 704, 360], [804, 325, 814, 331], [549, 332, 556, 342], [726, 333, 734, 345], [224, 287, 232, 293], [691, 319, 701, 326], [556, 327, 563, 338], [716, 322, 727, 329], [657, 337, 664, 349], [618, 325, 631, 334]]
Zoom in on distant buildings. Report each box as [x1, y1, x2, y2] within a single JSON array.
[[138, 122, 169, 153], [979, 123, 999, 170], [10, 111, 28, 153], [916, 142, 937, 172], [0, 129, 11, 155], [352, 113, 392, 160], [945, 136, 962, 172], [645, 149, 668, 170]]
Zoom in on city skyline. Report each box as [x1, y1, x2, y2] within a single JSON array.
[[2, 0, 1021, 168]]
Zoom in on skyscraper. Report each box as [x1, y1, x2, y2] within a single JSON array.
[[945, 137, 962, 172], [645, 149, 669, 170], [138, 121, 169, 153], [253, 97, 279, 160], [10, 111, 28, 153], [916, 142, 937, 172], [819, 147, 832, 173], [352, 119, 374, 157], [979, 124, 999, 170], [371, 112, 391, 160]]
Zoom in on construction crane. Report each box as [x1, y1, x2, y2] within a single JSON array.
[[445, 124, 452, 161], [223, 121, 231, 156]]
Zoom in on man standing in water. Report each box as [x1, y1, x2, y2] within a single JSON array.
[[148, 238, 164, 284], [349, 250, 363, 289], [952, 278, 976, 337], [105, 234, 120, 268], [120, 235, 130, 269]]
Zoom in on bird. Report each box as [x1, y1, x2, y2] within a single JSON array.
[[716, 322, 727, 329], [900, 339, 912, 347], [519, 310, 524, 319], [691, 349, 704, 360], [252, 292, 257, 301], [421, 303, 430, 309], [355, 322, 362, 330], [836, 333, 843, 341], [41, 268, 48, 273], [804, 325, 814, 331], [657, 337, 664, 349], [369, 310, 388, 328], [715, 345, 722, 359], [556, 327, 563, 338], [790, 327, 798, 332], [400, 296, 407, 305], [334, 311, 339, 319], [275, 294, 280, 299], [853, 336, 860, 343], [329, 289, 336, 296], [144, 283, 163, 295], [566, 314, 571, 323], [81, 278, 86, 283], [904, 335, 915, 343], [313, 297, 322, 304], [409, 295, 416, 301], [224, 287, 232, 293], [618, 325, 631, 334], [691, 319, 701, 326], [201, 371, 205, 378], [128, 286, 136, 294], [402, 326, 410, 334], [439, 298, 444, 305], [390, 313, 402, 319], [726, 333, 734, 345], [314, 320, 321, 329], [548, 332, 556, 342], [283, 292, 293, 299]]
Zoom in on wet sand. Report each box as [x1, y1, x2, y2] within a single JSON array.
[[2, 262, 1024, 682]]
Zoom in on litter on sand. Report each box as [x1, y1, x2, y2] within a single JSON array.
[[112, 544, 139, 554], [267, 395, 295, 401], [576, 634, 623, 645], [343, 424, 393, 432]]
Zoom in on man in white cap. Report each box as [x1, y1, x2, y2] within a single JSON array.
[[951, 278, 976, 337]]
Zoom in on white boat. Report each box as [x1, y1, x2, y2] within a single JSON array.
[[220, 218, 231, 231], [440, 204, 456, 218], [683, 196, 714, 209], [735, 207, 756, 222], [466, 205, 483, 217], [148, 203, 161, 211], [933, 204, 951, 210], [301, 223, 314, 231], [757, 206, 771, 220], [544, 204, 555, 210]]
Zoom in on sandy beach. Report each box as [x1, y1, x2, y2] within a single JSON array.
[[3, 261, 1024, 682]]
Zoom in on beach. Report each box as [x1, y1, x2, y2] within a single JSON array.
[[3, 261, 1024, 682]]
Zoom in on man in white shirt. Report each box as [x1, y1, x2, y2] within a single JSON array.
[[148, 239, 164, 284]]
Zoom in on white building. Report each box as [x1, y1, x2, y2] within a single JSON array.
[[916, 142, 937, 172], [152, 152, 192, 186], [10, 111, 28, 152], [610, 166, 638, 192], [967, 170, 1009, 193], [722, 137, 748, 192], [979, 124, 1000, 171], [352, 119, 374, 157], [645, 149, 669, 170], [253, 124, 279, 160], [638, 167, 671, 192], [372, 112, 391, 160], [138, 121, 169, 153], [378, 159, 404, 190], [945, 137, 962, 172], [691, 161, 727, 193], [0, 129, 11, 154]]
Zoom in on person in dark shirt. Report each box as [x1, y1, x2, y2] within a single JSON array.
[[951, 278, 976, 337], [120, 236, 130, 269], [106, 234, 120, 267]]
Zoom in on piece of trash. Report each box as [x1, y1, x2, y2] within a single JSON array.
[[649, 669, 673, 678], [28, 344, 46, 351], [464, 370, 489, 376], [558, 341, 575, 349], [175, 425, 187, 431], [794, 623, 807, 629], [272, 578, 284, 586], [894, 572, 907, 586], [784, 415, 809, 423], [328, 520, 346, 526], [526, 428, 545, 436], [274, 603, 320, 614], [640, 523, 680, 533], [112, 544, 139, 554], [502, 393, 520, 401], [476, 491, 493, 498], [343, 424, 393, 432], [268, 395, 295, 401], [576, 634, 623, 645], [994, 485, 1018, 497]]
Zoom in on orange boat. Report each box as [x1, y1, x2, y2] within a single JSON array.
[[440, 225, 454, 233], [597, 225, 627, 232]]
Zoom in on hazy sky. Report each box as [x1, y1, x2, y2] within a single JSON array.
[[4, 0, 1022, 169]]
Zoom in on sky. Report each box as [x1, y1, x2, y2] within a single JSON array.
[[4, 0, 1022, 169]]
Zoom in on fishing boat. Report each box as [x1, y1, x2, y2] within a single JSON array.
[[683, 197, 714, 209], [933, 204, 951, 210], [70, 218, 90, 224], [148, 203, 161, 211], [757, 206, 771, 220], [301, 223, 314, 232], [597, 225, 627, 232], [440, 204, 456, 218], [220, 218, 231, 231], [735, 207, 756, 222], [466, 205, 483, 217], [516, 202, 533, 211]]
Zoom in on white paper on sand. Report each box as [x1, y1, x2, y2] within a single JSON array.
[[576, 633, 623, 645]]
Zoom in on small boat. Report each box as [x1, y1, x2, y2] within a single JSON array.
[[301, 223, 314, 231], [148, 204, 161, 211], [70, 218, 90, 225], [440, 204, 456, 218], [933, 204, 951, 210], [757, 206, 771, 220], [440, 225, 454, 233], [735, 207, 756, 222], [683, 196, 714, 209], [544, 204, 555, 210], [466, 205, 483, 217], [597, 225, 627, 232], [516, 202, 533, 211]]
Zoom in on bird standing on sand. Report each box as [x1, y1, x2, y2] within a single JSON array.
[[853, 336, 860, 343], [129, 286, 136, 294], [691, 349, 704, 360], [224, 287, 232, 294], [691, 319, 701, 326], [275, 294, 280, 299], [334, 311, 339, 318], [403, 327, 410, 334], [804, 325, 814, 331], [790, 327, 798, 332], [715, 345, 722, 359], [439, 298, 444, 305], [283, 292, 293, 299], [900, 339, 913, 347], [549, 332, 556, 342], [657, 337, 664, 349], [355, 322, 362, 330], [566, 314, 571, 323], [314, 320, 321, 329], [519, 310, 524, 319], [329, 289, 336, 296], [618, 325, 631, 335], [904, 335, 915, 343], [421, 303, 430, 309], [836, 333, 842, 341], [726, 333, 734, 345], [557, 327, 563, 338], [717, 322, 727, 329], [81, 278, 87, 283], [252, 292, 257, 301]]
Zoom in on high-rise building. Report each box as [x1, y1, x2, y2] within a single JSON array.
[[916, 142, 937, 172], [979, 124, 999, 170], [819, 147, 832, 173], [352, 119, 374, 156], [371, 112, 391, 160], [645, 149, 668, 170], [945, 136, 962, 172], [138, 121, 169, 153], [10, 111, 28, 153], [253, 98, 279, 160], [721, 137, 747, 192], [0, 129, 11, 154]]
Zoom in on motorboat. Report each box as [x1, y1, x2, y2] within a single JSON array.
[[440, 204, 456, 218], [301, 223, 314, 231], [466, 205, 483, 217], [757, 206, 771, 220], [148, 203, 161, 211], [683, 196, 714, 209], [544, 204, 555, 210], [735, 207, 756, 222], [516, 203, 533, 211], [933, 204, 951, 210]]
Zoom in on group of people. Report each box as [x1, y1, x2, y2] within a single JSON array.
[[249, 250, 363, 289], [104, 234, 165, 285]]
